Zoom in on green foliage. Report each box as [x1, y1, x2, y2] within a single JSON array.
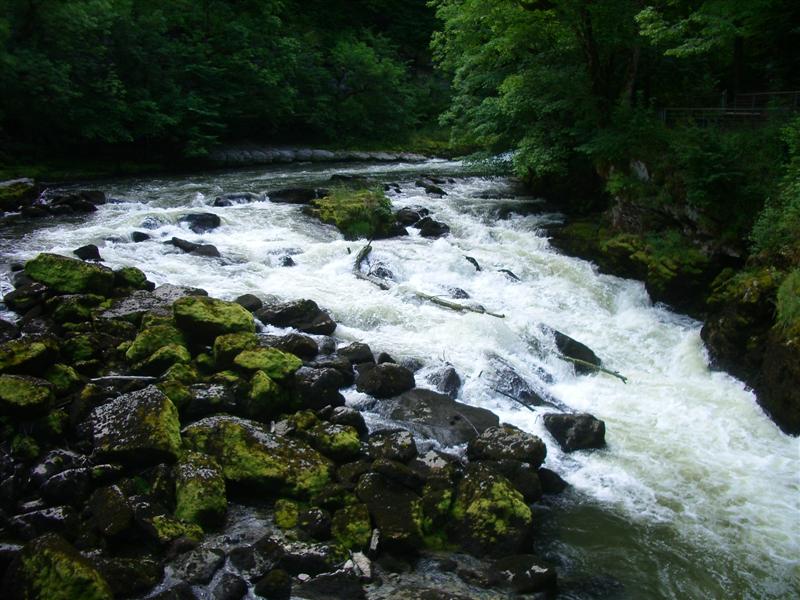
[[776, 270, 800, 330], [312, 187, 395, 239]]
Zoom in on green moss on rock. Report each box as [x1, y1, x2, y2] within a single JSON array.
[[3, 533, 112, 600], [310, 187, 395, 240], [62, 335, 95, 363], [233, 347, 302, 380], [174, 451, 227, 528], [47, 294, 105, 324], [213, 332, 259, 368], [0, 374, 55, 416], [11, 434, 41, 461], [0, 336, 59, 375], [113, 267, 151, 291], [157, 381, 193, 412], [44, 364, 82, 396], [331, 503, 372, 549], [25, 253, 114, 295], [163, 362, 200, 384], [274, 499, 300, 530], [173, 296, 255, 343], [182, 415, 332, 497], [307, 422, 361, 462], [126, 325, 186, 364], [240, 370, 290, 421], [143, 514, 203, 544], [135, 343, 191, 375]]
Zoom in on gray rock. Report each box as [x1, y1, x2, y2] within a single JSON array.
[[355, 364, 415, 399], [467, 424, 547, 468], [543, 412, 606, 452]]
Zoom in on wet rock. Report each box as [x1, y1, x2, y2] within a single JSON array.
[[290, 367, 345, 411], [174, 451, 226, 528], [88, 485, 133, 537], [182, 415, 332, 497], [304, 421, 362, 462], [376, 352, 395, 364], [178, 212, 221, 233], [171, 546, 225, 584], [293, 570, 365, 599], [450, 463, 532, 556], [426, 365, 462, 399], [413, 217, 450, 238], [74, 244, 102, 261], [254, 569, 291, 599], [467, 424, 547, 468], [307, 355, 354, 386], [479, 460, 542, 502], [210, 572, 248, 600], [39, 468, 93, 506], [368, 430, 418, 463], [183, 383, 237, 421], [0, 375, 55, 417], [25, 253, 114, 295], [484, 355, 549, 406], [488, 554, 557, 594], [415, 179, 447, 196], [377, 389, 499, 446], [395, 207, 429, 226], [174, 295, 255, 343], [338, 342, 374, 365], [543, 413, 606, 452], [233, 347, 302, 381], [278, 255, 296, 267], [549, 328, 602, 374], [331, 503, 372, 550], [91, 385, 182, 465], [372, 458, 424, 491], [355, 363, 415, 398], [213, 192, 263, 206], [538, 467, 568, 494], [0, 178, 39, 211], [169, 237, 221, 258], [9, 506, 79, 541], [131, 231, 150, 242], [266, 332, 319, 360], [3, 283, 48, 313], [114, 266, 153, 291], [255, 299, 336, 335], [328, 406, 368, 436], [95, 556, 163, 598], [99, 284, 207, 323], [235, 293, 263, 312], [297, 507, 332, 541], [30, 450, 89, 487], [268, 188, 329, 204], [356, 472, 422, 553], [149, 581, 198, 600], [448, 287, 470, 300], [2, 533, 112, 600]]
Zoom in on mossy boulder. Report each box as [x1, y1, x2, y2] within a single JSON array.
[[91, 385, 182, 465], [467, 425, 547, 468], [0, 178, 39, 211], [182, 415, 332, 497], [113, 267, 152, 291], [125, 324, 186, 364], [2, 533, 112, 600], [46, 294, 106, 324], [213, 332, 259, 368], [162, 362, 200, 384], [274, 498, 300, 530], [233, 347, 302, 380], [173, 296, 255, 343], [331, 503, 372, 550], [140, 514, 203, 545], [355, 472, 424, 553], [135, 343, 191, 375], [62, 334, 95, 363], [305, 422, 362, 463], [450, 464, 532, 556], [44, 364, 82, 396], [25, 253, 115, 295], [240, 370, 291, 421], [0, 374, 55, 416], [157, 380, 194, 412], [308, 187, 396, 240], [0, 336, 59, 375], [174, 451, 227, 528]]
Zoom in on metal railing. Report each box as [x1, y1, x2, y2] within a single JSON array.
[[658, 91, 800, 126]]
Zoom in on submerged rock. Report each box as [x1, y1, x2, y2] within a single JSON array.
[[178, 212, 222, 233], [255, 299, 336, 335], [168, 237, 221, 258], [543, 413, 606, 452], [413, 217, 450, 238], [268, 188, 329, 204], [549, 328, 602, 374], [182, 415, 332, 497], [488, 554, 557, 594]]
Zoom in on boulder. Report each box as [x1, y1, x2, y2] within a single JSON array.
[[233, 347, 302, 380], [395, 207, 428, 226], [213, 332, 259, 368], [182, 415, 332, 497], [2, 533, 112, 600], [0, 375, 54, 417], [0, 336, 59, 374], [113, 266, 153, 291], [94, 557, 163, 598], [549, 328, 602, 374], [254, 570, 291, 600], [450, 464, 532, 556], [3, 283, 48, 313], [8, 506, 79, 541], [355, 472, 423, 553], [25, 253, 114, 295], [173, 296, 255, 343], [291, 570, 365, 600], [0, 178, 39, 211], [413, 217, 450, 238], [255, 299, 336, 335], [90, 385, 182, 465], [168, 237, 221, 258], [238, 371, 289, 421], [178, 212, 221, 233], [368, 430, 418, 463], [234, 293, 263, 312], [466, 424, 547, 468], [171, 546, 225, 585], [99, 284, 207, 323], [126, 324, 186, 364], [488, 554, 557, 594], [174, 451, 227, 528], [210, 573, 248, 600], [73, 244, 102, 261], [426, 365, 462, 399], [377, 389, 499, 446], [268, 188, 329, 204], [338, 342, 374, 365], [266, 332, 319, 360], [88, 485, 133, 537], [289, 367, 345, 410], [543, 413, 606, 452], [131, 231, 150, 242], [355, 363, 415, 398], [538, 467, 568, 494], [331, 503, 372, 550], [213, 192, 263, 206]]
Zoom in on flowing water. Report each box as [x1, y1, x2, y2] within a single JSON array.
[[1, 160, 797, 599]]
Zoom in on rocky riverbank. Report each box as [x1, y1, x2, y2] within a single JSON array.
[[547, 211, 799, 436], [0, 232, 613, 599]]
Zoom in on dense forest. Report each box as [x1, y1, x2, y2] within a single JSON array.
[[1, 1, 799, 429]]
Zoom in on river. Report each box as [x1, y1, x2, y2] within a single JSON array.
[[1, 159, 797, 599]]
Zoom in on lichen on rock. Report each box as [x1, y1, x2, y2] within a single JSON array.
[[25, 253, 115, 295], [174, 451, 227, 528]]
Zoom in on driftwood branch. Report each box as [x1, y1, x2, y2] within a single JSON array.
[[561, 356, 628, 384], [353, 242, 391, 290]]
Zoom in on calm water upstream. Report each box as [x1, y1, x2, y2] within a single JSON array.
[[1, 159, 797, 599]]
